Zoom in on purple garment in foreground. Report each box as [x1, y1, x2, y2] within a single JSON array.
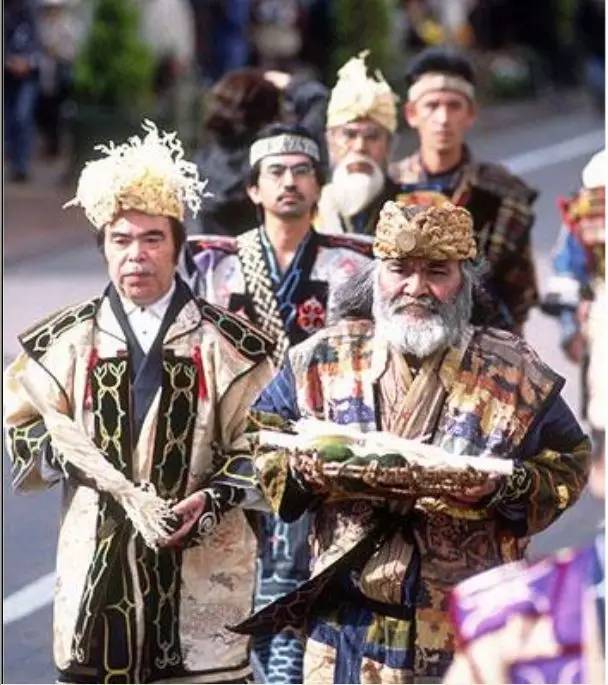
[[448, 535, 604, 684]]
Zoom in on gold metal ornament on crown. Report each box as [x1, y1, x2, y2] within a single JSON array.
[[373, 201, 477, 261]]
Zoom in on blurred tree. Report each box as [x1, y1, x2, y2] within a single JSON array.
[[331, 0, 395, 77], [73, 0, 154, 109]]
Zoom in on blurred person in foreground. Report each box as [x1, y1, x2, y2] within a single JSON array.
[[189, 122, 373, 683], [233, 201, 591, 683], [3, 120, 274, 683], [446, 419, 605, 684], [542, 149, 606, 426], [315, 50, 401, 235], [390, 47, 539, 334], [192, 68, 328, 237], [4, 0, 40, 182]]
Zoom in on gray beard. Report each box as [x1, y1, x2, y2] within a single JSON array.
[[372, 278, 471, 359]]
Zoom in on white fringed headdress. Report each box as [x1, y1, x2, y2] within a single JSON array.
[[64, 119, 208, 229], [327, 50, 398, 133]]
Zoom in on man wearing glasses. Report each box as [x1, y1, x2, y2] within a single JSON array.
[[188, 123, 373, 684], [316, 51, 401, 235]]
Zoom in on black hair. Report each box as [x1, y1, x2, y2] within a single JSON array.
[[96, 216, 186, 263], [247, 123, 326, 188], [406, 47, 475, 89]]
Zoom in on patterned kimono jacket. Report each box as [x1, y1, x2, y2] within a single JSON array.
[[445, 534, 605, 685], [235, 319, 590, 684], [4, 278, 274, 684], [188, 227, 373, 684], [389, 149, 539, 331]]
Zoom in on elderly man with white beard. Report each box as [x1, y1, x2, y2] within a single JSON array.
[[315, 51, 401, 235], [233, 201, 591, 684]]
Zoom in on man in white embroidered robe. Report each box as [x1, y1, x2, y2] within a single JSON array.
[[4, 121, 274, 684]]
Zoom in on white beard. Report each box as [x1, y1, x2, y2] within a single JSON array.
[[330, 153, 385, 217], [378, 309, 450, 358]]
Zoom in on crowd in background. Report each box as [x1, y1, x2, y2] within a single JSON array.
[[4, 0, 605, 183]]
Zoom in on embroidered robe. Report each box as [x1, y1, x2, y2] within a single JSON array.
[[236, 319, 590, 683], [188, 227, 373, 683], [4, 284, 274, 684]]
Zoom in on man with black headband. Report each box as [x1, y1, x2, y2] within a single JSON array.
[[391, 47, 539, 333], [188, 123, 373, 684]]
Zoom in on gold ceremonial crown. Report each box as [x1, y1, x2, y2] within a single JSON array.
[[373, 201, 477, 261], [327, 51, 398, 133], [64, 120, 208, 230]]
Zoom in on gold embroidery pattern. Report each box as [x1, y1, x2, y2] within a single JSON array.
[[151, 550, 181, 671], [91, 361, 129, 472], [154, 361, 197, 499], [236, 228, 289, 365], [8, 418, 67, 485], [20, 300, 98, 361]]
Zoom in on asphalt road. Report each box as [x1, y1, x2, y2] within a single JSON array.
[[2, 102, 604, 683]]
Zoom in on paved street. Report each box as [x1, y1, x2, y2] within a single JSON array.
[[3, 97, 605, 683]]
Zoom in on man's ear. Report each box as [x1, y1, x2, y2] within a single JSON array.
[[403, 101, 418, 129], [465, 101, 478, 130], [246, 185, 261, 205]]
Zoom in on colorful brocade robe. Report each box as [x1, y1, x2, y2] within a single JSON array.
[[235, 319, 590, 683], [445, 535, 605, 685], [389, 149, 539, 331], [4, 283, 274, 684], [188, 226, 373, 366], [188, 227, 373, 684]]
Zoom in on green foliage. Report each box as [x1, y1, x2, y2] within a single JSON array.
[[73, 0, 154, 109], [331, 0, 395, 76]]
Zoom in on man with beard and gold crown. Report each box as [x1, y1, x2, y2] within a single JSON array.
[[315, 50, 401, 236], [232, 201, 590, 683]]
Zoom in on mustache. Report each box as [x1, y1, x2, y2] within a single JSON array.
[[278, 191, 304, 201], [122, 265, 154, 277], [389, 295, 440, 314]]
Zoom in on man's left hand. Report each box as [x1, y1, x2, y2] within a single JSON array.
[[445, 478, 499, 508], [159, 491, 207, 547]]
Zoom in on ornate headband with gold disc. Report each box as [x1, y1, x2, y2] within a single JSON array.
[[373, 201, 477, 261]]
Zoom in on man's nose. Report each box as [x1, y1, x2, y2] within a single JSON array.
[[127, 240, 145, 260], [403, 272, 429, 298], [282, 167, 297, 185], [434, 106, 449, 123], [352, 134, 367, 154]]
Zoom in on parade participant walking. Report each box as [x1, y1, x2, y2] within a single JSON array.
[[235, 201, 590, 683], [446, 433, 605, 685], [542, 149, 606, 433], [189, 123, 373, 684], [4, 120, 274, 684], [391, 47, 539, 332], [316, 51, 401, 236]]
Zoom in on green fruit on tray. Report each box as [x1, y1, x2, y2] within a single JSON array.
[[317, 444, 354, 462], [378, 453, 407, 467]]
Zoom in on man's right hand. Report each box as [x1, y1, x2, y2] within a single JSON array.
[[563, 331, 586, 364]]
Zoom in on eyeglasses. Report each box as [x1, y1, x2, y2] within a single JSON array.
[[259, 162, 316, 182]]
